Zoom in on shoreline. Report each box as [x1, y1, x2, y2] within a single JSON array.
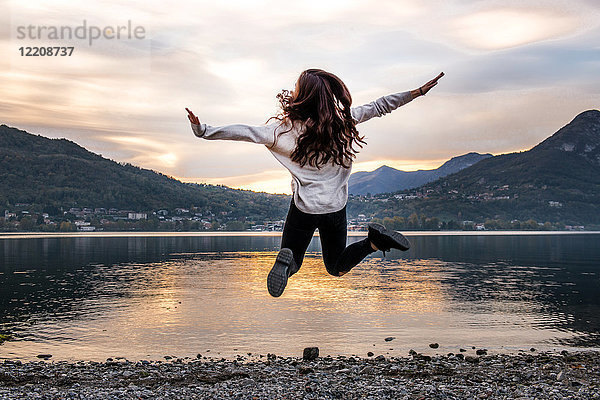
[[1, 230, 599, 240], [1, 350, 598, 399]]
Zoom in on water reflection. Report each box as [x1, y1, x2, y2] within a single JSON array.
[[401, 234, 600, 347], [0, 233, 599, 361]]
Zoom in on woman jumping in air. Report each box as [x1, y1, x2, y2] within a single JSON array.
[[187, 69, 443, 297]]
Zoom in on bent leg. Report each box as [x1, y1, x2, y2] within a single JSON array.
[[280, 201, 317, 275], [319, 206, 376, 276], [333, 238, 375, 276]]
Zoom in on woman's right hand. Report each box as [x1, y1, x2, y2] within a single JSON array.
[[186, 107, 200, 125]]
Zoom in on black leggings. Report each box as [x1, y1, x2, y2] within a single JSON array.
[[280, 200, 375, 276]]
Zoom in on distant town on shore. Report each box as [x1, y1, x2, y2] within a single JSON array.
[[1, 202, 587, 233]]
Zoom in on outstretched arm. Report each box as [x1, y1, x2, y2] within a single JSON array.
[[351, 72, 444, 124], [186, 108, 276, 146]]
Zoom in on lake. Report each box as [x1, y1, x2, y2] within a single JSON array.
[[1, 232, 599, 361]]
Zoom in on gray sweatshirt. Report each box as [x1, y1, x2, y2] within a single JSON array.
[[190, 90, 413, 214]]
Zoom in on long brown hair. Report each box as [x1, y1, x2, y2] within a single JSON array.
[[269, 69, 365, 169]]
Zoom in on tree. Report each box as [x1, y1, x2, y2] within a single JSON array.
[[407, 213, 420, 230], [59, 221, 75, 232], [524, 219, 539, 230], [225, 220, 246, 231], [18, 217, 36, 231], [424, 217, 440, 230], [445, 220, 460, 230], [485, 219, 499, 230]]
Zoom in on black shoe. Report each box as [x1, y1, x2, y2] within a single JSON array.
[[368, 223, 411, 255], [267, 248, 296, 297]]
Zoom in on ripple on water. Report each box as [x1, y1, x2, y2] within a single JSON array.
[[1, 234, 599, 360]]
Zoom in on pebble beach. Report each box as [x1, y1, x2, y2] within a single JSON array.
[[1, 350, 599, 399]]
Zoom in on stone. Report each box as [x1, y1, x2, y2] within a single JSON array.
[[2, 350, 599, 399], [238, 378, 255, 387], [298, 366, 314, 375], [429, 343, 439, 349], [303, 347, 319, 361], [476, 349, 487, 356], [36, 354, 52, 360], [367, 352, 374, 357], [384, 337, 395, 342], [360, 366, 374, 374], [374, 355, 386, 362]]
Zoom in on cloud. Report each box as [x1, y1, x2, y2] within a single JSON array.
[[102, 135, 180, 168], [1, 0, 599, 195], [450, 8, 579, 51], [439, 27, 600, 94], [354, 88, 600, 164]]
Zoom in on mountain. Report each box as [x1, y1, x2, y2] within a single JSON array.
[[348, 110, 600, 225], [533, 109, 600, 164], [3, 109, 599, 228], [0, 124, 288, 219], [349, 152, 492, 195]]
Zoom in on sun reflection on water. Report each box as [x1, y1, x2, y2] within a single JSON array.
[[2, 234, 599, 361]]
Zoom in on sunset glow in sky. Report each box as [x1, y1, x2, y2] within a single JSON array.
[[1, 0, 599, 194]]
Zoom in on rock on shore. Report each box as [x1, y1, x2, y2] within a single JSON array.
[[0, 351, 598, 399]]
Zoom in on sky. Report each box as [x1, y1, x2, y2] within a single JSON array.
[[1, 0, 599, 194]]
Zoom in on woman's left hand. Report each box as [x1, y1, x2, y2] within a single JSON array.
[[186, 107, 200, 125], [419, 72, 444, 95]]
